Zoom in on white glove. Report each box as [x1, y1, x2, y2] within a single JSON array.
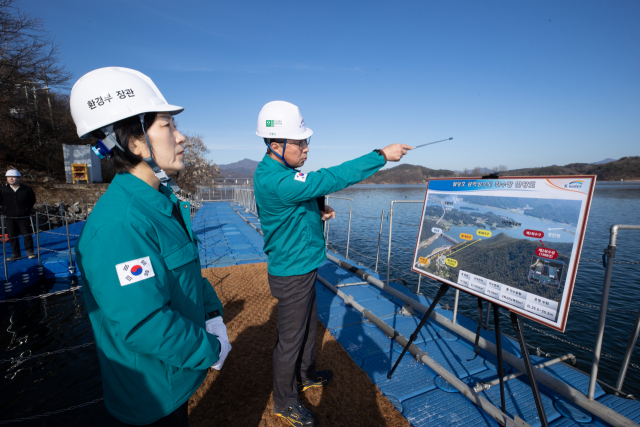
[[206, 317, 229, 342], [206, 317, 231, 370], [212, 337, 231, 370]]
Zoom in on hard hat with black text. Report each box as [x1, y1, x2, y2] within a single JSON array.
[[70, 67, 183, 140], [69, 67, 184, 190]]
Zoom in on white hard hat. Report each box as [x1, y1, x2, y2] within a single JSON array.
[[70, 67, 183, 139], [5, 169, 21, 177], [256, 101, 313, 140]]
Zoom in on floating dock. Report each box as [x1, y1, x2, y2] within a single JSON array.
[[1, 221, 83, 297], [192, 201, 640, 427]]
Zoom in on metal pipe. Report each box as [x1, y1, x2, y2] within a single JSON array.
[[375, 209, 384, 272], [325, 253, 640, 427], [453, 289, 460, 324], [591, 224, 640, 396], [35, 214, 41, 265], [64, 213, 74, 274], [493, 303, 506, 412], [614, 304, 640, 391], [45, 204, 50, 229], [345, 206, 352, 258], [386, 203, 393, 286], [1, 216, 8, 286], [385, 200, 424, 286], [474, 354, 576, 392], [325, 203, 331, 251], [588, 229, 618, 399], [416, 274, 421, 295], [317, 274, 517, 427]]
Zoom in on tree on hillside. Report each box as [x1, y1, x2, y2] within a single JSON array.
[[173, 134, 219, 193], [0, 0, 78, 175]]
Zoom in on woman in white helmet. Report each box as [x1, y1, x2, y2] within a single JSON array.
[[70, 67, 230, 426]]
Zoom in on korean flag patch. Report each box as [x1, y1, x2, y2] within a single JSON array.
[[115, 256, 156, 286], [294, 172, 307, 182]]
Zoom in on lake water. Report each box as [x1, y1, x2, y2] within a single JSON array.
[[0, 182, 639, 422]]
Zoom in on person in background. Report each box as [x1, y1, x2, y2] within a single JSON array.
[[0, 169, 36, 261], [253, 100, 412, 426], [69, 67, 230, 426]]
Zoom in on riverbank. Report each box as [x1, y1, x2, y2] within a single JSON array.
[[355, 180, 640, 186]]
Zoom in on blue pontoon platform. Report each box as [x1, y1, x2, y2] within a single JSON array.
[[192, 201, 640, 427]]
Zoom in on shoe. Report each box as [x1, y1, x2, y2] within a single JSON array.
[[27, 251, 36, 259], [273, 399, 317, 427], [298, 370, 334, 393], [6, 255, 21, 261]]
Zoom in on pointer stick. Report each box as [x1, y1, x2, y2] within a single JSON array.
[[414, 137, 453, 149]]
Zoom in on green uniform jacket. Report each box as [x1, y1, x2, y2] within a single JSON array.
[[253, 151, 386, 276], [76, 173, 223, 425]]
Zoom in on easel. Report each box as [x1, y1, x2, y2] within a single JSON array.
[[388, 283, 549, 427], [390, 172, 550, 425]]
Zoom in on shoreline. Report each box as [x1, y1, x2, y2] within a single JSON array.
[[354, 180, 640, 186]]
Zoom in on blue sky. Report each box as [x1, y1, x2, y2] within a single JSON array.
[[19, 0, 640, 172]]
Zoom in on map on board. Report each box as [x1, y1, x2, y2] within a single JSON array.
[[412, 176, 596, 332]]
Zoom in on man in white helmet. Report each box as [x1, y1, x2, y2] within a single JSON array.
[[254, 100, 412, 426], [70, 67, 230, 426], [0, 169, 36, 261]]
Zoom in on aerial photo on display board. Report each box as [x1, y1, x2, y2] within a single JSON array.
[[412, 177, 595, 331]]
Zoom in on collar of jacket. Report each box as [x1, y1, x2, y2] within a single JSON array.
[[262, 153, 298, 172], [111, 172, 175, 217]]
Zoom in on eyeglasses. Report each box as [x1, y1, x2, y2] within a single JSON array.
[[286, 138, 310, 149]]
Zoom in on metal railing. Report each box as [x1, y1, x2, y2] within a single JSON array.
[[2, 212, 77, 290], [175, 189, 204, 220], [588, 224, 640, 399], [1, 188, 204, 291], [198, 187, 237, 202], [234, 188, 258, 215]]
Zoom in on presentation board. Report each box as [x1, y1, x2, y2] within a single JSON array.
[[411, 176, 596, 331]]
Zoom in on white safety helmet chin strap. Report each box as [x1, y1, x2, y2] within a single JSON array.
[[265, 138, 293, 169], [138, 114, 180, 192], [97, 124, 123, 154], [96, 116, 180, 192]]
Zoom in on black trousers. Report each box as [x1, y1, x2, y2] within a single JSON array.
[[112, 401, 188, 426], [268, 269, 318, 409], [4, 217, 33, 256]]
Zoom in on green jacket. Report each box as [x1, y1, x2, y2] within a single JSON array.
[[76, 173, 223, 425], [253, 151, 386, 276]]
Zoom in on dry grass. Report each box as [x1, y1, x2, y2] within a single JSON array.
[[189, 263, 409, 427]]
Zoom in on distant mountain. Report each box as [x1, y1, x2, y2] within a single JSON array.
[[504, 156, 639, 181], [361, 164, 457, 184], [218, 158, 260, 178], [591, 158, 617, 165], [360, 156, 640, 184]]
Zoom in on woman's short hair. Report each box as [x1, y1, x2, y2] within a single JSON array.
[[93, 112, 157, 173]]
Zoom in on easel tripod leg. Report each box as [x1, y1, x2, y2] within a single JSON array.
[[387, 284, 450, 379], [510, 312, 549, 427]]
